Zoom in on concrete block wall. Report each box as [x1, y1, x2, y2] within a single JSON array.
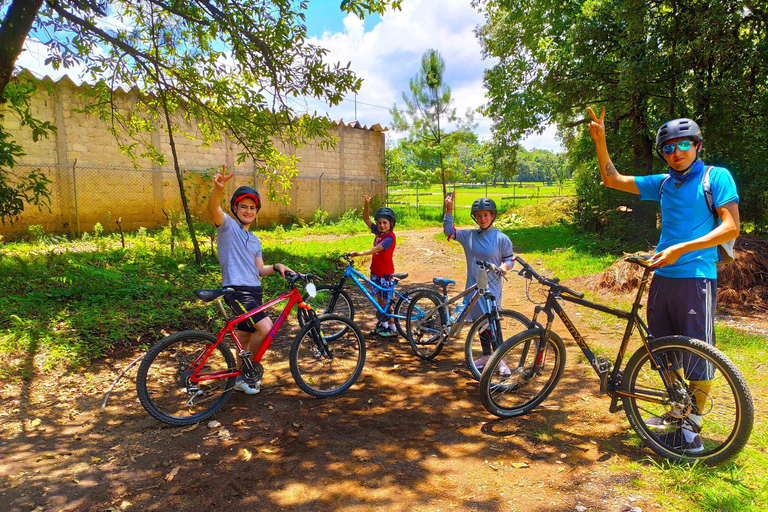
[[1, 72, 387, 235]]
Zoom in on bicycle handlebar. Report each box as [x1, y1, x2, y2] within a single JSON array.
[[475, 260, 507, 276], [514, 255, 585, 299], [283, 271, 314, 289]]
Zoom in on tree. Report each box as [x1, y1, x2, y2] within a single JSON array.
[[476, 0, 768, 233], [391, 49, 473, 211], [0, 0, 400, 228]]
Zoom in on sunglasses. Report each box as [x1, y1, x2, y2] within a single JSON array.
[[662, 140, 694, 155]]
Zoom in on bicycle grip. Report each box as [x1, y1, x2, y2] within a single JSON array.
[[560, 285, 584, 299]]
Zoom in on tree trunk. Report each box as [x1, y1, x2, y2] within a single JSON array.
[[0, 0, 44, 101], [160, 89, 203, 265]]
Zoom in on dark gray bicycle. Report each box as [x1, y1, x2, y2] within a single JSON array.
[[404, 260, 532, 380], [479, 255, 753, 464]]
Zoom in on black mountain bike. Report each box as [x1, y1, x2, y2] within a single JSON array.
[[479, 255, 753, 464]]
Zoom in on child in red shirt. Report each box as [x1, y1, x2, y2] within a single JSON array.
[[349, 191, 397, 336]]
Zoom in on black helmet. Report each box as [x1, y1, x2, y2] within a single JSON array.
[[471, 197, 497, 219], [374, 206, 396, 229], [655, 118, 703, 159], [230, 185, 261, 218]]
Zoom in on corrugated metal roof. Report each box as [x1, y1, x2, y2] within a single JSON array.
[[15, 68, 388, 132]]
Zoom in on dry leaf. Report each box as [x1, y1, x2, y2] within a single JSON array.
[[510, 462, 529, 469], [242, 448, 253, 461], [165, 466, 180, 482], [207, 420, 221, 428], [91, 457, 102, 462], [367, 398, 374, 404], [262, 448, 276, 454], [292, 422, 301, 429]]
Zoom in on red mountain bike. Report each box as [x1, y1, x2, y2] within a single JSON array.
[[136, 272, 366, 426]]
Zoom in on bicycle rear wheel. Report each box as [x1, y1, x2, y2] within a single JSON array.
[[298, 286, 354, 340], [465, 309, 531, 380], [622, 336, 753, 464], [479, 328, 566, 418], [393, 287, 441, 339], [404, 290, 448, 359], [136, 330, 236, 426], [290, 314, 366, 397]]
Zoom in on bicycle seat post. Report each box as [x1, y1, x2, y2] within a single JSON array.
[[215, 298, 228, 319]]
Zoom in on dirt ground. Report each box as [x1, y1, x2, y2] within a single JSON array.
[[1, 227, 763, 512]]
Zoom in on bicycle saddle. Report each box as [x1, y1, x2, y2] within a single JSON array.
[[385, 273, 409, 280], [194, 288, 235, 302], [432, 277, 456, 287]]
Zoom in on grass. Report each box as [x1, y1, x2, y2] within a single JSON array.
[[389, 181, 575, 208], [2, 204, 767, 512]]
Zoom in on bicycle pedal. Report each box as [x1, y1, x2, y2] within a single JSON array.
[[593, 356, 612, 394], [593, 356, 612, 374]]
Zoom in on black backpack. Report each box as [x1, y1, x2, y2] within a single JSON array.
[[658, 166, 735, 265]]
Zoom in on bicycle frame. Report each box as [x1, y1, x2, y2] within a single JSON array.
[[188, 286, 307, 385], [525, 261, 675, 410], [414, 264, 502, 341], [327, 263, 410, 319]]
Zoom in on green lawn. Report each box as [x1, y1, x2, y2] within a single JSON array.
[[388, 182, 575, 209], [1, 214, 766, 511]]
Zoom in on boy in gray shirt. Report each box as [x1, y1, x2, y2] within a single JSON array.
[[208, 169, 294, 394]]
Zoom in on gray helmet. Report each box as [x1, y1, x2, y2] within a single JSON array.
[[471, 197, 497, 219], [655, 118, 703, 159], [230, 186, 261, 221], [374, 207, 396, 229]]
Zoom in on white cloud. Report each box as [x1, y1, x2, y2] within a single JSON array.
[[304, 0, 562, 152]]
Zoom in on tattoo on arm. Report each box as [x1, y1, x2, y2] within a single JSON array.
[[606, 162, 617, 177]]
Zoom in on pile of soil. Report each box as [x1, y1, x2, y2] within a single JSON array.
[[584, 235, 768, 314], [717, 236, 768, 312]]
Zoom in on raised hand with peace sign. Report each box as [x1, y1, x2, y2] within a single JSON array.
[[586, 107, 639, 195]]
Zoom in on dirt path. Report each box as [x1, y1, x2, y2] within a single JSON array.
[[1, 228, 685, 512]]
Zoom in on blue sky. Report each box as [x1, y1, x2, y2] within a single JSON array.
[[15, 0, 561, 151], [298, 0, 561, 151]]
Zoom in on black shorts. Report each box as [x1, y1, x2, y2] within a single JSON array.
[[224, 286, 268, 333]]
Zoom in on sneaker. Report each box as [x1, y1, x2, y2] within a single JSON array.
[[234, 377, 260, 395], [474, 354, 492, 370], [645, 413, 682, 432], [382, 327, 399, 337], [497, 360, 512, 377], [646, 412, 701, 433], [656, 430, 704, 454]]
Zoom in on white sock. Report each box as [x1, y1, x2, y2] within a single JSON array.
[[381, 321, 389, 329]]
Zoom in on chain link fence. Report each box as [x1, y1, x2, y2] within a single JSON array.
[[2, 164, 383, 236], [386, 181, 575, 212]]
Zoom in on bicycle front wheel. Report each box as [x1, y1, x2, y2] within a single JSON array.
[[622, 336, 754, 464], [298, 286, 354, 340], [136, 330, 236, 426], [393, 287, 441, 339], [404, 290, 448, 360], [465, 309, 532, 381], [479, 328, 566, 418], [290, 314, 366, 397]]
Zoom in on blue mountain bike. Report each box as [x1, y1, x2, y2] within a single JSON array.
[[298, 253, 441, 339]]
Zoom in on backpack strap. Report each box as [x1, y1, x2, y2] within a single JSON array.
[[701, 165, 717, 220], [658, 175, 671, 199]]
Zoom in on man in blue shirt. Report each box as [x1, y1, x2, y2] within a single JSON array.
[[588, 108, 740, 453]]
